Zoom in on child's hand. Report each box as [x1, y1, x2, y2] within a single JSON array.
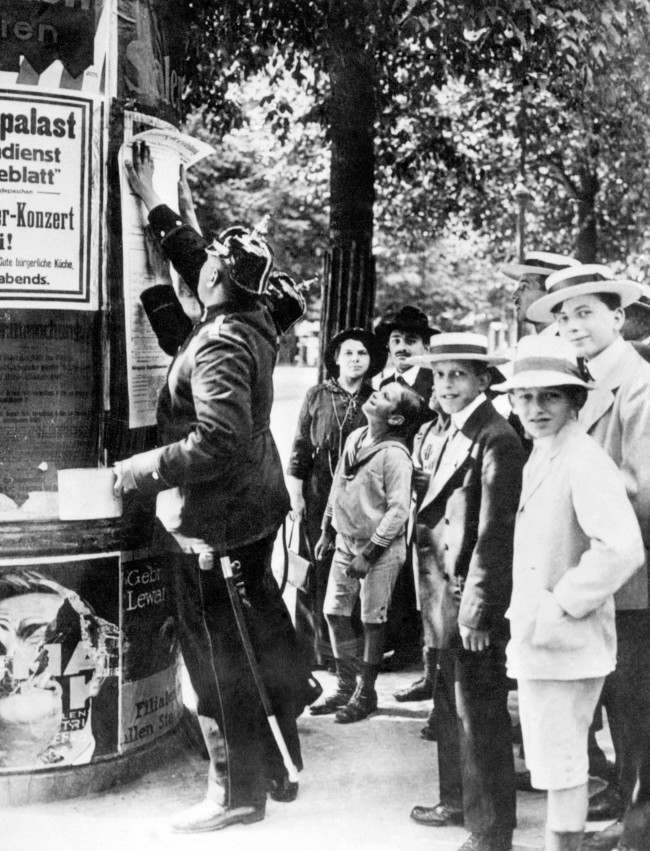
[[459, 624, 491, 652], [345, 554, 371, 579], [314, 533, 334, 561]]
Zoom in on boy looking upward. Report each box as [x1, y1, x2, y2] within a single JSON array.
[[311, 383, 423, 723]]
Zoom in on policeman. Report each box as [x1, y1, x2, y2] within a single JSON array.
[[115, 142, 311, 832]]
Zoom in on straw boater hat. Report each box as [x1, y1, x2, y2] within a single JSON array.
[[526, 264, 642, 325], [407, 332, 509, 368], [324, 327, 384, 379], [501, 251, 581, 282], [492, 335, 593, 392]]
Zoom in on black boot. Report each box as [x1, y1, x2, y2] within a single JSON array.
[[335, 662, 378, 724], [310, 657, 357, 715], [394, 647, 436, 702], [420, 704, 437, 741]]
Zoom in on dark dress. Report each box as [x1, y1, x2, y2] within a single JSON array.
[[287, 379, 372, 666]]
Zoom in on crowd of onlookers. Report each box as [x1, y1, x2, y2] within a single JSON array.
[[286, 254, 650, 851], [121, 146, 648, 848]]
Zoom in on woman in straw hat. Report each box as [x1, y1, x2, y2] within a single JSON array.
[[494, 335, 645, 851]]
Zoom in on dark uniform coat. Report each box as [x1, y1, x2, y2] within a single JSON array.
[[126, 206, 290, 551], [122, 205, 305, 810]]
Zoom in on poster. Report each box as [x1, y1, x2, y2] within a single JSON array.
[[120, 550, 181, 753], [0, 550, 181, 772], [0, 553, 121, 771], [0, 0, 97, 79], [0, 90, 97, 309], [119, 110, 213, 428], [0, 311, 97, 506], [117, 0, 187, 122], [0, 0, 111, 96]]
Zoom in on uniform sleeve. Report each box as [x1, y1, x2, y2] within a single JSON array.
[[553, 449, 646, 619], [126, 324, 254, 493], [369, 449, 412, 548], [459, 427, 524, 632], [619, 380, 650, 549], [148, 204, 208, 297], [287, 387, 316, 479]]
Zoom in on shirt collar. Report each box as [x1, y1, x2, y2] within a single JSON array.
[[586, 335, 626, 382], [451, 392, 486, 431], [383, 364, 420, 386]]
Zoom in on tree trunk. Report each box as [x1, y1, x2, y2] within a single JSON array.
[[319, 15, 376, 376], [574, 167, 599, 262]]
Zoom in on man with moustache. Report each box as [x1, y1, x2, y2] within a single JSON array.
[[374, 305, 440, 670]]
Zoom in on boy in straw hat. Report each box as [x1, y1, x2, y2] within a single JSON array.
[[493, 334, 644, 851], [527, 264, 650, 849], [407, 332, 523, 851]]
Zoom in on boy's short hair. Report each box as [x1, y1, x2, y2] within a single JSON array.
[[391, 386, 425, 435], [552, 292, 622, 314]]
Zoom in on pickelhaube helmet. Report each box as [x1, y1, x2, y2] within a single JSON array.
[[205, 217, 274, 296], [265, 271, 315, 334]]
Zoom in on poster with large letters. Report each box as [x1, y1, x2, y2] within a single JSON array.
[[0, 89, 99, 310], [0, 551, 180, 771]]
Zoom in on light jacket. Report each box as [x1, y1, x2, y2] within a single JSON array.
[[579, 339, 650, 609], [507, 421, 645, 681]]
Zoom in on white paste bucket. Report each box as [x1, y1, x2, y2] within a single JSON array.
[[57, 468, 123, 521]]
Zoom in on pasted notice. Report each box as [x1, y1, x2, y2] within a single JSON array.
[[119, 110, 213, 428], [0, 90, 96, 309], [0, 311, 97, 504], [119, 111, 178, 429]]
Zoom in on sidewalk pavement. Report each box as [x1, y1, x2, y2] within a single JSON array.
[[5, 663, 551, 851], [4, 365, 615, 851]]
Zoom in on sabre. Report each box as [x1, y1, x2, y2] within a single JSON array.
[[215, 553, 300, 783]]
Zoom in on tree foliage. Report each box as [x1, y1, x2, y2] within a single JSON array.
[[178, 1, 650, 329]]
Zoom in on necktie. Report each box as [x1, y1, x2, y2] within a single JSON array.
[[433, 424, 459, 476]]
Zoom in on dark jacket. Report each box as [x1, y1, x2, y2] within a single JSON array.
[[125, 206, 290, 550], [416, 399, 523, 640]]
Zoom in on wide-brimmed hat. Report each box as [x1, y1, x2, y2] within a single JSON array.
[[324, 328, 384, 379], [526, 264, 642, 324], [407, 332, 509, 367], [501, 251, 581, 282], [375, 305, 439, 346], [492, 335, 593, 392]]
